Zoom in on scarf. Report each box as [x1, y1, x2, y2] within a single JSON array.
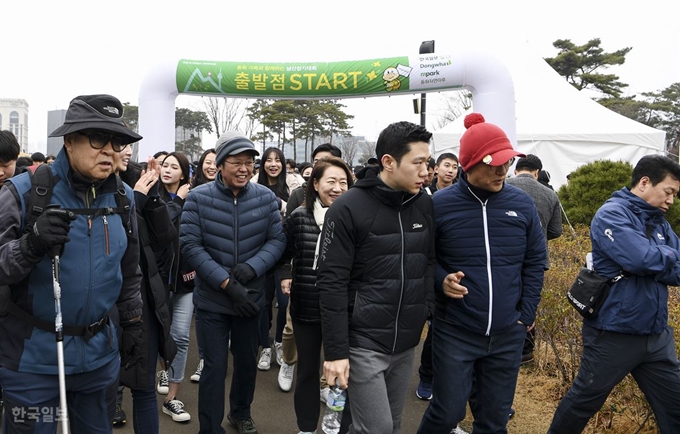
[[312, 198, 328, 270]]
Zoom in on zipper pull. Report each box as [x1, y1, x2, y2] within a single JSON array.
[[103, 215, 110, 255], [88, 217, 92, 236]]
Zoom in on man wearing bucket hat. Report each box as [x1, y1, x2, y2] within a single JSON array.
[[180, 131, 286, 434], [0, 94, 144, 433], [418, 113, 546, 433]]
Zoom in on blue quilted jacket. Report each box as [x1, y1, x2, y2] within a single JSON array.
[[180, 172, 286, 315], [432, 174, 546, 335]]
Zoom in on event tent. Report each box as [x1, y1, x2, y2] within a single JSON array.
[[431, 44, 666, 190]]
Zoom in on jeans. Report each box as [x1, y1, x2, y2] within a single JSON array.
[[417, 320, 433, 384], [131, 311, 161, 434], [259, 272, 288, 347], [418, 318, 526, 434], [166, 291, 193, 383], [0, 357, 118, 434], [548, 324, 680, 434], [196, 309, 260, 434]]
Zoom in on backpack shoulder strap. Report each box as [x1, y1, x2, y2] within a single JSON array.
[[24, 164, 54, 233], [115, 174, 133, 236]]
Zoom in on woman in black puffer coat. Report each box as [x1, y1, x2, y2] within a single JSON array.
[[278, 157, 353, 434]]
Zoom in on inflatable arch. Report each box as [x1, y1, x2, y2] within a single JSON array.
[[138, 50, 516, 159]]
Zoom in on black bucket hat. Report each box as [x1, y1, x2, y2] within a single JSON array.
[[49, 94, 142, 144]]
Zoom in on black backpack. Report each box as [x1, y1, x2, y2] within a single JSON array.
[[23, 163, 132, 237]]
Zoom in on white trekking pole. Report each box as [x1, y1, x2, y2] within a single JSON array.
[[49, 245, 69, 433]]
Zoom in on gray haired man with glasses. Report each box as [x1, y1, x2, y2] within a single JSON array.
[[0, 94, 144, 433], [180, 131, 286, 434]]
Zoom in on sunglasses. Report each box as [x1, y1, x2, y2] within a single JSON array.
[[77, 131, 128, 152]]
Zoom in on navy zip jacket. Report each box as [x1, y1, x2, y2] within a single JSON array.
[[587, 187, 680, 335], [433, 174, 546, 335], [318, 167, 435, 361], [180, 172, 286, 315]]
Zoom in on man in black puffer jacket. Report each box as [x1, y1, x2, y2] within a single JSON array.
[[318, 121, 435, 434]]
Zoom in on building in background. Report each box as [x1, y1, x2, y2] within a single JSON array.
[[47, 109, 67, 157], [0, 99, 29, 153]]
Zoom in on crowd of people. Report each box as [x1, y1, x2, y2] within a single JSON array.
[[1, 93, 680, 434]]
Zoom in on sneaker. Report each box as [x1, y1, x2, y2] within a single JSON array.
[[191, 359, 204, 382], [112, 404, 126, 426], [298, 432, 316, 434], [274, 341, 284, 367], [509, 407, 516, 419], [416, 380, 432, 400], [521, 352, 534, 363], [162, 398, 191, 422], [156, 370, 169, 395], [278, 362, 294, 392], [258, 348, 272, 371], [451, 426, 469, 434], [228, 413, 259, 434], [320, 387, 330, 404], [112, 386, 126, 426]]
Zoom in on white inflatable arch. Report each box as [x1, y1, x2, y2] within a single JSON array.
[[138, 49, 516, 159]]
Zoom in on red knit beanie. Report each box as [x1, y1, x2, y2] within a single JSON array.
[[459, 113, 524, 172]]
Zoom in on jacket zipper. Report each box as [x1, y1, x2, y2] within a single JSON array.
[[468, 188, 494, 336], [233, 196, 239, 263], [392, 208, 406, 352], [102, 215, 109, 255]]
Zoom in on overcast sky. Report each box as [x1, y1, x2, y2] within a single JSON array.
[[2, 0, 678, 154]]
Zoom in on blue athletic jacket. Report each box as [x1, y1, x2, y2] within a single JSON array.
[[587, 187, 680, 335], [432, 174, 546, 335], [0, 149, 142, 375]]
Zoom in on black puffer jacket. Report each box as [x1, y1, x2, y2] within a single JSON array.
[[317, 167, 436, 360], [119, 164, 177, 389], [279, 205, 321, 323]]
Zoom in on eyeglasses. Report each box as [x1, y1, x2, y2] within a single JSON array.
[[77, 131, 128, 152], [224, 159, 255, 169], [484, 157, 515, 170]]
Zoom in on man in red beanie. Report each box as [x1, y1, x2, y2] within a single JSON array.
[[418, 113, 546, 433]]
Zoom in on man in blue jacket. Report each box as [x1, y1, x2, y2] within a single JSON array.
[[0, 94, 144, 433], [180, 131, 286, 434], [418, 113, 546, 434], [548, 155, 680, 433]]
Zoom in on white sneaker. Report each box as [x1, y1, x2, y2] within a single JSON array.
[[156, 370, 169, 395], [190, 359, 203, 383], [298, 431, 316, 434], [451, 425, 470, 434], [274, 341, 284, 366], [320, 387, 330, 404], [258, 348, 272, 371], [278, 362, 294, 392]]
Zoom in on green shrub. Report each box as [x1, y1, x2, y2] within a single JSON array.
[[558, 160, 632, 227]]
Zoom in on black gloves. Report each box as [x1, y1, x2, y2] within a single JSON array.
[[224, 279, 260, 317], [20, 208, 76, 261], [120, 319, 144, 370], [231, 263, 256, 285]]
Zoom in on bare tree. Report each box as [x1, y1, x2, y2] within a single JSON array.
[[433, 90, 473, 129], [338, 136, 360, 166], [357, 139, 377, 165], [201, 97, 251, 137]]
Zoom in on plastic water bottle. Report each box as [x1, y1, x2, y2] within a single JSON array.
[[321, 385, 346, 434]]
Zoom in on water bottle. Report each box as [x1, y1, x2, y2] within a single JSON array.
[[321, 384, 346, 434]]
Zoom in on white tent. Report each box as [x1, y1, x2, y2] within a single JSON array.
[[431, 44, 666, 190]]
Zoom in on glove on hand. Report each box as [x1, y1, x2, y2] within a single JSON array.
[[120, 319, 144, 370], [224, 279, 260, 317], [230, 263, 257, 285], [20, 208, 76, 261]]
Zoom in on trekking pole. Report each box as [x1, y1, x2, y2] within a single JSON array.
[[49, 244, 69, 433], [558, 199, 577, 239]]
